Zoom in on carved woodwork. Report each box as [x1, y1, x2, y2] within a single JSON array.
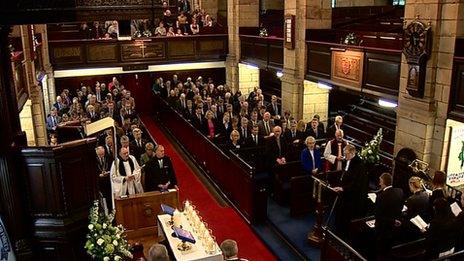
[[402, 20, 432, 98], [21, 138, 98, 260], [331, 50, 364, 90], [0, 25, 34, 259], [239, 35, 283, 70], [115, 190, 179, 240]]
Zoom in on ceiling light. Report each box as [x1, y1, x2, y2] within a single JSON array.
[[317, 82, 332, 90], [276, 71, 283, 78]]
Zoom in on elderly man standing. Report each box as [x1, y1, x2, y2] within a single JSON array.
[[111, 147, 144, 197], [323, 129, 347, 171]]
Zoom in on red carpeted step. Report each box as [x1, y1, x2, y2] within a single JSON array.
[[140, 115, 277, 261]]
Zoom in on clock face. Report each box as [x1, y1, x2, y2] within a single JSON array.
[[403, 21, 429, 57]]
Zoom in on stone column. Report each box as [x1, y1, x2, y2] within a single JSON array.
[[226, 0, 259, 93], [36, 24, 55, 116], [282, 0, 331, 120], [20, 25, 47, 146], [0, 25, 34, 259], [395, 1, 464, 172], [200, 0, 218, 20]]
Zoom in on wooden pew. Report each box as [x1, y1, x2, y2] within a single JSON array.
[[273, 161, 304, 205], [321, 228, 367, 261]]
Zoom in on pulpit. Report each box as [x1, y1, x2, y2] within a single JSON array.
[[115, 190, 179, 240]]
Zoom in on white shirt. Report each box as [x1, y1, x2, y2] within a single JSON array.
[[309, 149, 315, 170]]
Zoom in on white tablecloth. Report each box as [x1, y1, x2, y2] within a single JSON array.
[[157, 214, 222, 261]]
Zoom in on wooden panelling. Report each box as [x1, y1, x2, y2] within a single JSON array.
[[20, 138, 98, 260], [167, 39, 195, 59], [50, 45, 84, 64], [86, 43, 118, 63], [239, 35, 283, 69], [49, 35, 228, 69], [363, 51, 401, 97], [306, 41, 401, 99], [307, 43, 332, 79]]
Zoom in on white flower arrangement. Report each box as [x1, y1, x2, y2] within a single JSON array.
[[84, 201, 133, 260], [359, 128, 383, 165]]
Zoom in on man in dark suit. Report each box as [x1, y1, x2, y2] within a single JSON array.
[[46, 108, 61, 132], [144, 145, 178, 192], [266, 95, 281, 118], [258, 112, 275, 137], [264, 126, 287, 168], [96, 146, 112, 209], [307, 117, 325, 140], [129, 128, 147, 164], [300, 136, 322, 175], [326, 115, 343, 140], [191, 106, 205, 129], [375, 173, 404, 258], [244, 125, 264, 148], [333, 144, 368, 238], [284, 119, 302, 145], [176, 93, 188, 113]]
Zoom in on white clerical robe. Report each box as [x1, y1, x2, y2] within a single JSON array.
[[110, 155, 144, 196]]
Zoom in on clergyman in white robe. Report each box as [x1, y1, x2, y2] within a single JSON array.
[[111, 154, 144, 197]]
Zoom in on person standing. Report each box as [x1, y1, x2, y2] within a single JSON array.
[[144, 145, 178, 192], [111, 147, 144, 196], [333, 144, 368, 238]]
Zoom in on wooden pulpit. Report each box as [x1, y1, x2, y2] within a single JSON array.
[[115, 190, 179, 240]]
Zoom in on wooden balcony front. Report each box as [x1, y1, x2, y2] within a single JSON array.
[[49, 34, 228, 70], [239, 34, 283, 70]]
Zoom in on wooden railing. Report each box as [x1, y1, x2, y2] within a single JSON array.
[[48, 34, 228, 70], [321, 228, 367, 261], [240, 35, 283, 70], [152, 93, 268, 223]]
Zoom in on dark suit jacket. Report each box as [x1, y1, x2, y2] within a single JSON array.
[[405, 191, 429, 220], [307, 126, 325, 140], [426, 214, 457, 259], [144, 156, 177, 191], [266, 102, 281, 117], [375, 187, 404, 231], [264, 136, 287, 168], [339, 155, 368, 219], [326, 124, 342, 140], [244, 134, 264, 148], [129, 139, 147, 164], [300, 147, 322, 173], [190, 114, 205, 130], [258, 119, 275, 137]]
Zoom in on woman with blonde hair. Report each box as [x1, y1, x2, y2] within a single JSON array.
[[405, 176, 429, 220], [227, 130, 241, 150]]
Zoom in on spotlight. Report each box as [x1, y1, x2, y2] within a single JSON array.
[[276, 71, 283, 78], [378, 99, 398, 108]]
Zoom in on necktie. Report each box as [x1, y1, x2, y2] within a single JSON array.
[[310, 150, 315, 170], [277, 138, 281, 156], [265, 122, 270, 135], [314, 128, 318, 137], [137, 140, 141, 148], [337, 142, 343, 171], [292, 131, 295, 138], [97, 92, 100, 101], [274, 104, 278, 115], [254, 135, 258, 145], [52, 117, 56, 126], [158, 159, 163, 168]]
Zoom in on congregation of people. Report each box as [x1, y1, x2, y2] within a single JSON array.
[[78, 0, 215, 39], [153, 73, 464, 260]]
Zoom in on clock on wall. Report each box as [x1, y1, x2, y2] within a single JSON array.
[[403, 19, 432, 98]]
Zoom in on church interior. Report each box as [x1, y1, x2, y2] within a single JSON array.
[[1, 0, 464, 260]]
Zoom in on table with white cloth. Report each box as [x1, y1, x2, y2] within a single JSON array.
[[157, 214, 222, 261]]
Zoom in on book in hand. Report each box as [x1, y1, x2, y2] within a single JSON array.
[[367, 193, 377, 203], [410, 215, 428, 231], [173, 227, 196, 244], [365, 219, 375, 228], [451, 202, 462, 217], [161, 204, 175, 216]]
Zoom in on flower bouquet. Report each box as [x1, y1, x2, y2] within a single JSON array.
[[359, 128, 383, 165], [84, 201, 132, 260]]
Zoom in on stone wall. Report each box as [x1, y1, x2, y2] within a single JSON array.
[[19, 100, 36, 146], [238, 63, 259, 97], [395, 0, 464, 173], [335, 0, 389, 7], [303, 80, 329, 125]]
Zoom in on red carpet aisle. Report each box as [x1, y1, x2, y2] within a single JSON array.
[[140, 115, 277, 261]]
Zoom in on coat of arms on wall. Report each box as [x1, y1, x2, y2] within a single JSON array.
[[331, 50, 364, 90]]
